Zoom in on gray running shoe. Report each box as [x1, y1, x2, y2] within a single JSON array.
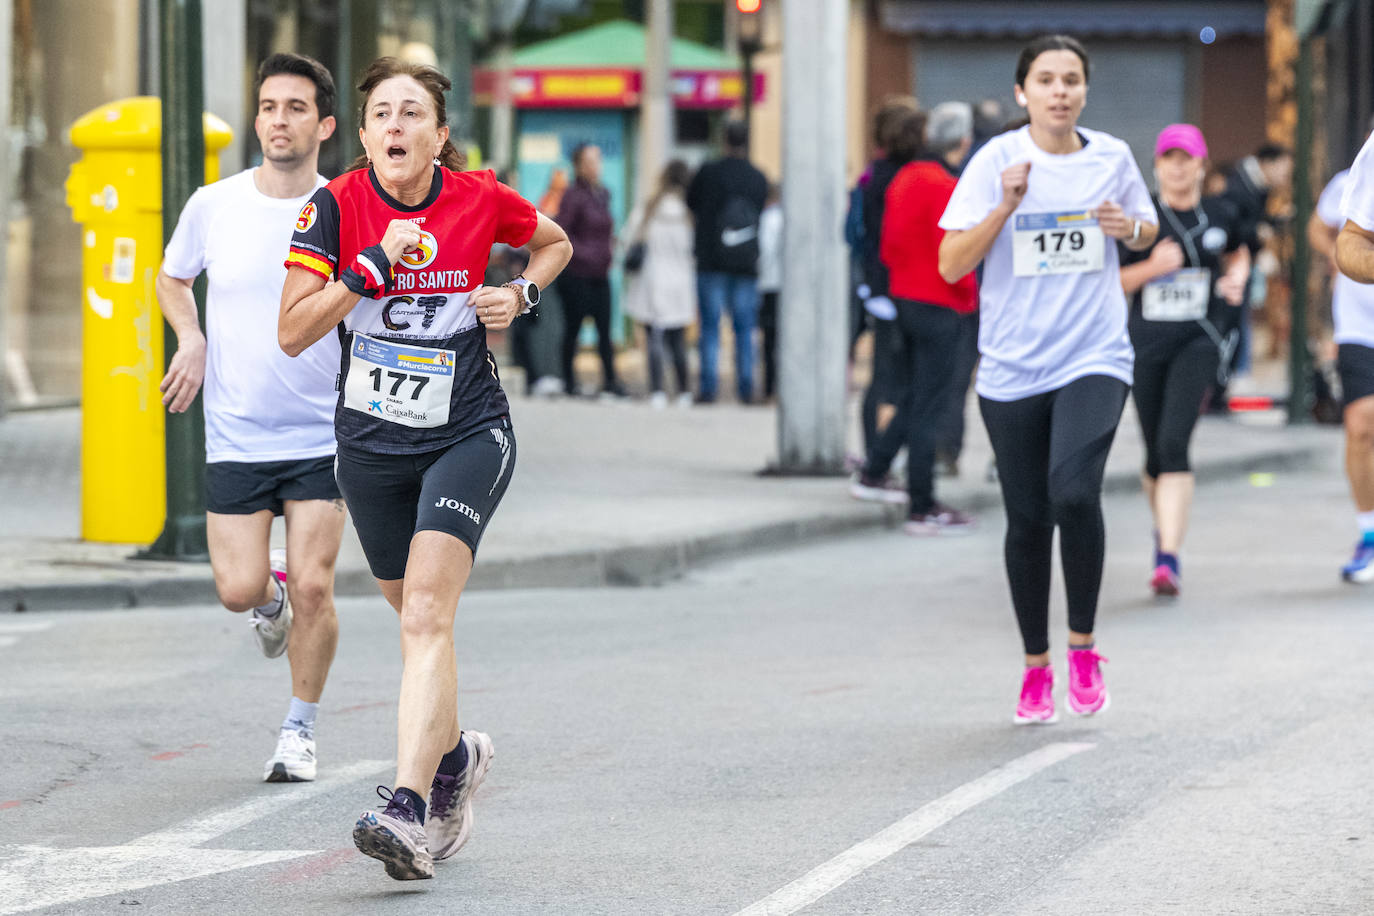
[[249, 552, 291, 658], [427, 730, 495, 860], [353, 788, 434, 880], [263, 728, 316, 782]]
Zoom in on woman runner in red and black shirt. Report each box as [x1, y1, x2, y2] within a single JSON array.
[[279, 57, 571, 881]]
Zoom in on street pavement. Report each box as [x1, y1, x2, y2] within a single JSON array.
[[0, 384, 1338, 611], [1, 456, 1371, 913]]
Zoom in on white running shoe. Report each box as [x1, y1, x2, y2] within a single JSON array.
[[426, 731, 494, 860], [354, 789, 434, 880], [263, 728, 316, 782], [250, 554, 292, 659]]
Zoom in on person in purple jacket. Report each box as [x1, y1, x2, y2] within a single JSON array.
[[555, 143, 624, 398]]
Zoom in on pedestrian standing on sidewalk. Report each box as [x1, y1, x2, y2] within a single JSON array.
[[858, 101, 925, 471], [687, 120, 768, 404], [556, 143, 624, 398], [624, 159, 697, 408], [157, 53, 344, 784], [938, 35, 1157, 724], [1326, 125, 1374, 581], [850, 101, 977, 534], [279, 56, 572, 880], [1119, 124, 1250, 598], [756, 183, 783, 402]]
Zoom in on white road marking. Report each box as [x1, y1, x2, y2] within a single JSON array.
[[0, 621, 54, 649], [732, 742, 1096, 916], [0, 622, 54, 634], [0, 758, 391, 914]]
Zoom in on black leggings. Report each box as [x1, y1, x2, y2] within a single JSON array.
[[980, 375, 1129, 656], [559, 275, 617, 392], [645, 325, 689, 395], [1132, 335, 1218, 478]]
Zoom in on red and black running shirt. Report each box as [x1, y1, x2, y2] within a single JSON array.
[[287, 166, 538, 455]]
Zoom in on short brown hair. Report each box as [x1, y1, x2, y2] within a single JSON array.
[[256, 53, 336, 119], [346, 57, 465, 172]]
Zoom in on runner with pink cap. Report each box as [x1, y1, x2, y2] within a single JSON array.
[[1119, 123, 1252, 597]]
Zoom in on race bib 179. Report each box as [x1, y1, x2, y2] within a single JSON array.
[[1012, 211, 1105, 277], [343, 333, 455, 429]]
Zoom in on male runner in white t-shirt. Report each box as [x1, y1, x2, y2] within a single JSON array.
[[157, 53, 343, 781], [1322, 128, 1374, 581]]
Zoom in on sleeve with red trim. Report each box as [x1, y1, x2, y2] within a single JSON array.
[[491, 175, 539, 249], [284, 186, 341, 280]]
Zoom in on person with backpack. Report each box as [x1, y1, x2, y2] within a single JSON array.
[[686, 120, 769, 404]]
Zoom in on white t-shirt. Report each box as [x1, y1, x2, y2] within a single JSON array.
[[940, 126, 1155, 401], [162, 168, 339, 463], [1326, 166, 1374, 348]]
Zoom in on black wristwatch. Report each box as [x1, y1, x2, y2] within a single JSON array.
[[504, 276, 540, 314]]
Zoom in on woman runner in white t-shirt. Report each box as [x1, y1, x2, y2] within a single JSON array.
[[938, 35, 1158, 725]]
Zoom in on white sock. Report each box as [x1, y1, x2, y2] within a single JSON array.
[[283, 697, 318, 736], [254, 577, 285, 618], [1359, 511, 1374, 541]]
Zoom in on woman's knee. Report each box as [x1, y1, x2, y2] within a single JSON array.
[[399, 590, 456, 643]]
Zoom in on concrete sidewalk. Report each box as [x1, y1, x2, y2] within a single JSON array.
[[0, 390, 1340, 611]]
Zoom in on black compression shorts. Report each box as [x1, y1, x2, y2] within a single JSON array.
[[334, 426, 516, 581], [1338, 343, 1374, 407]]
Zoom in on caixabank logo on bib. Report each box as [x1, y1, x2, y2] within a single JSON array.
[[296, 201, 317, 232], [399, 230, 438, 269]]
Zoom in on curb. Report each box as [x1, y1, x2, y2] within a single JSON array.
[[0, 444, 1323, 613]]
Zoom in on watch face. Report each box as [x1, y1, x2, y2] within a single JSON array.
[[524, 281, 540, 305]]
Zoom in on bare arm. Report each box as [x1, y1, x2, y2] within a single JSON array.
[[155, 268, 206, 413], [1337, 220, 1374, 284], [1118, 238, 1184, 296], [939, 161, 1028, 283], [1215, 245, 1251, 306], [279, 269, 359, 356], [1308, 209, 1339, 272], [519, 211, 573, 290], [468, 211, 574, 331]]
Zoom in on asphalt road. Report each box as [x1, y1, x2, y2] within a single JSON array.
[[2, 457, 1372, 914]]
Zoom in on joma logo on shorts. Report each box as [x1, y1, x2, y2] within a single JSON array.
[[434, 497, 480, 524]]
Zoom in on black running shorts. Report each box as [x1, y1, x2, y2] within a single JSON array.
[[205, 454, 340, 516], [1338, 343, 1374, 407], [334, 426, 516, 581]]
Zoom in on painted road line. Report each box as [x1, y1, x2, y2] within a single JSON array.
[[130, 758, 391, 846], [732, 742, 1096, 916], [0, 759, 391, 915], [0, 622, 54, 634]]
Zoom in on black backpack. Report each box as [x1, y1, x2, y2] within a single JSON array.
[[715, 192, 761, 273]]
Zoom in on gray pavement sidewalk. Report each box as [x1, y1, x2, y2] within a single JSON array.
[[0, 388, 1340, 612]]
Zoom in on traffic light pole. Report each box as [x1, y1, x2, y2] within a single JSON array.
[[145, 0, 209, 560]]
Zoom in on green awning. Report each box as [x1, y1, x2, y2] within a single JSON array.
[[499, 20, 741, 71]]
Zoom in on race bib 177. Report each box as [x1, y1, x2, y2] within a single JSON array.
[[343, 333, 455, 429], [1012, 211, 1105, 277]]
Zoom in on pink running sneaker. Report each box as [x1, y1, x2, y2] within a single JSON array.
[[1150, 564, 1179, 597], [1013, 665, 1057, 725], [1066, 647, 1110, 716]]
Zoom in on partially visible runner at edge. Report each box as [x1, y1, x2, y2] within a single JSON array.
[[1118, 123, 1250, 598], [1321, 120, 1374, 582], [157, 53, 345, 784], [279, 57, 572, 881], [938, 34, 1158, 725]]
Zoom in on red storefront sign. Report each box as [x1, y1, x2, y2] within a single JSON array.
[[473, 68, 766, 109]]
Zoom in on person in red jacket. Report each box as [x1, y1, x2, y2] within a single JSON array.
[[850, 102, 978, 534]]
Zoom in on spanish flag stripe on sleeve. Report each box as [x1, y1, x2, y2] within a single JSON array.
[[285, 248, 334, 280]]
